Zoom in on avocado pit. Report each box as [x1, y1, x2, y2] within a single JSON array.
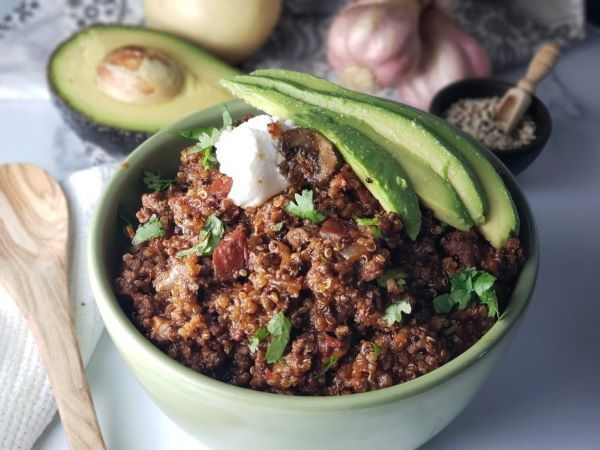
[[95, 45, 183, 105]]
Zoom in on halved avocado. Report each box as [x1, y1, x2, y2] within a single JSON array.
[[229, 73, 488, 227], [252, 69, 519, 248], [219, 80, 422, 239], [48, 25, 240, 154]]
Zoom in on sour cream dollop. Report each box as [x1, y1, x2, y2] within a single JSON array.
[[215, 115, 294, 208]]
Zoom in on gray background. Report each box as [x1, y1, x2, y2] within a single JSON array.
[[0, 0, 598, 447]]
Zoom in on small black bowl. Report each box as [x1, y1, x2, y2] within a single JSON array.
[[429, 78, 552, 175]]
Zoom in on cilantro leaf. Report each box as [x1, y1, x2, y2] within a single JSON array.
[[478, 288, 500, 319], [354, 216, 382, 239], [450, 289, 473, 310], [187, 128, 221, 155], [473, 272, 496, 297], [143, 170, 174, 192], [265, 312, 292, 363], [383, 300, 412, 326], [273, 221, 284, 232], [371, 342, 382, 357], [221, 105, 233, 131], [320, 356, 339, 375], [355, 217, 378, 226], [248, 327, 269, 353], [433, 293, 455, 314], [178, 106, 234, 160], [285, 189, 326, 224], [175, 127, 214, 140], [201, 147, 218, 170], [433, 267, 500, 318], [176, 214, 224, 258], [377, 269, 408, 288], [132, 214, 165, 245]]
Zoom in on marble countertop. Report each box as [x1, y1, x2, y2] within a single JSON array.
[[1, 25, 599, 450]]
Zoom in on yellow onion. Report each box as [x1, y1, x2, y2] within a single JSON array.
[[144, 0, 282, 63]]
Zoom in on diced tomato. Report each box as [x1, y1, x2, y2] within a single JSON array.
[[209, 176, 232, 200], [213, 228, 248, 281]]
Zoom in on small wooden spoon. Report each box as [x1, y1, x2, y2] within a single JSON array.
[[0, 164, 106, 450], [495, 42, 560, 134]]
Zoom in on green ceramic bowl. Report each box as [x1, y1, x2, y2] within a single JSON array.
[[88, 100, 539, 450]]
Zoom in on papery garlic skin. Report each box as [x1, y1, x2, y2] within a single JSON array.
[[397, 6, 490, 110], [326, 0, 424, 92]]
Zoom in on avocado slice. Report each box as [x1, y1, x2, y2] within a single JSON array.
[[229, 74, 487, 227], [48, 25, 239, 154], [220, 80, 422, 239], [253, 69, 519, 247]]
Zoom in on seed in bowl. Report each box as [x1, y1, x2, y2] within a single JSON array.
[[443, 96, 536, 150]]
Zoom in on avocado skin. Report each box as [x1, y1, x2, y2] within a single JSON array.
[[220, 79, 422, 239], [251, 69, 519, 248], [49, 91, 150, 156]]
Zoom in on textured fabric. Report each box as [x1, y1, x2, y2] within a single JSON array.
[[0, 165, 114, 450]]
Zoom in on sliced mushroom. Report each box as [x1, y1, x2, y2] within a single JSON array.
[[278, 128, 341, 188]]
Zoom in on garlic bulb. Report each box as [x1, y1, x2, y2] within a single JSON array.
[[326, 0, 490, 108], [397, 6, 490, 110], [326, 0, 426, 92]]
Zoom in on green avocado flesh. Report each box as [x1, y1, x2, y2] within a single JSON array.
[[231, 73, 487, 227], [222, 79, 471, 231], [220, 80, 422, 239], [250, 69, 519, 248], [48, 25, 239, 133]]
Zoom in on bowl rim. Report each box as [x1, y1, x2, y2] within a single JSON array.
[[88, 99, 539, 411], [429, 77, 552, 156]]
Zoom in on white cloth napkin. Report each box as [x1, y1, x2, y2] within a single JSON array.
[[0, 165, 114, 450]]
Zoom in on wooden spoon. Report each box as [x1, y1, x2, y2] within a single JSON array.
[[495, 42, 560, 134], [0, 164, 106, 450]]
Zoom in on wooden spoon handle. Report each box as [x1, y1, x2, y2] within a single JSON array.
[[517, 42, 560, 93], [11, 264, 106, 450]]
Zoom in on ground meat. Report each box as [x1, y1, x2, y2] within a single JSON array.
[[115, 129, 526, 396]]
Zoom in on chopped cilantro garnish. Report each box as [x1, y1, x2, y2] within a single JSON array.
[[265, 312, 292, 363], [142, 170, 174, 192], [186, 128, 221, 155], [355, 216, 383, 239], [383, 300, 412, 325], [433, 268, 500, 318], [176, 214, 224, 258], [432, 294, 454, 314], [371, 342, 382, 357], [355, 217, 378, 226], [285, 189, 326, 224], [177, 105, 233, 160], [248, 327, 269, 353], [320, 356, 339, 375], [221, 105, 233, 131], [273, 221, 284, 232], [201, 147, 218, 170], [377, 269, 408, 288], [132, 214, 164, 245]]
